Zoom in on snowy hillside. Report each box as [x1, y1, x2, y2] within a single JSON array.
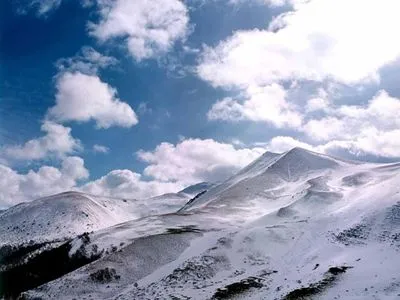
[[179, 182, 216, 197], [0, 187, 204, 248], [180, 147, 348, 211], [3, 148, 400, 299], [0, 191, 138, 246]]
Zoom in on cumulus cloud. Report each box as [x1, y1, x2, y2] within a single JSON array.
[[18, 0, 96, 16], [80, 170, 182, 200], [198, 0, 400, 160], [17, 0, 62, 16], [1, 121, 81, 161], [48, 72, 138, 129], [301, 90, 400, 157], [89, 0, 189, 61], [137, 138, 265, 185], [261, 90, 400, 158], [304, 90, 400, 141], [1, 136, 269, 206], [207, 84, 302, 127], [81, 138, 267, 200], [198, 0, 400, 87], [56, 46, 118, 75], [305, 97, 330, 113], [93, 144, 109, 154], [264, 136, 316, 153], [0, 156, 88, 206]]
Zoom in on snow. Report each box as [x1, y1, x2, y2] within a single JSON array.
[[9, 148, 400, 299], [0, 191, 139, 246], [0, 190, 191, 246], [179, 182, 215, 197]]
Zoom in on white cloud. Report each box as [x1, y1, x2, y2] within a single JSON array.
[[137, 138, 265, 185], [81, 138, 267, 200], [0, 156, 88, 207], [305, 88, 330, 113], [19, 0, 94, 16], [207, 84, 302, 127], [257, 89, 400, 158], [198, 0, 400, 159], [265, 132, 400, 159], [1, 136, 270, 205], [275, 90, 400, 158], [93, 144, 109, 154], [60, 156, 89, 180], [305, 97, 330, 113], [56, 46, 118, 75], [303, 90, 400, 142], [198, 0, 400, 88], [89, 0, 189, 61], [137, 102, 153, 115], [81, 0, 94, 8], [21, 0, 62, 16], [80, 169, 182, 200], [2, 121, 81, 161], [48, 72, 138, 129], [265, 136, 316, 153]]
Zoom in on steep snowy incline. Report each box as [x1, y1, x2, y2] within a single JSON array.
[[178, 182, 215, 197], [178, 151, 281, 211], [0, 180, 215, 247], [6, 148, 400, 299], [0, 191, 139, 246], [180, 147, 351, 211], [21, 150, 400, 300]]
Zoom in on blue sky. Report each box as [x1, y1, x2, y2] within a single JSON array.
[[1, 0, 400, 206]]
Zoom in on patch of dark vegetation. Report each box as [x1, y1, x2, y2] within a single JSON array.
[[277, 206, 297, 218], [166, 255, 228, 285], [178, 190, 207, 212], [90, 267, 120, 283], [216, 237, 233, 248], [212, 276, 264, 299], [165, 225, 203, 234], [327, 266, 352, 275], [0, 242, 50, 267], [0, 232, 101, 299], [334, 223, 370, 245], [378, 231, 400, 249], [385, 202, 400, 227], [258, 269, 278, 277], [374, 202, 400, 248], [283, 265, 353, 300], [341, 172, 370, 187]]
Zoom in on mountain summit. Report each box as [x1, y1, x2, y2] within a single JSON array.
[[2, 148, 400, 299], [181, 147, 349, 211]]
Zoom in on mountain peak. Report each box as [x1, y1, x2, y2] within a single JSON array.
[[284, 146, 316, 155], [264, 147, 343, 181]]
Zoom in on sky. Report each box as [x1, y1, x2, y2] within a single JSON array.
[[1, 0, 400, 207]]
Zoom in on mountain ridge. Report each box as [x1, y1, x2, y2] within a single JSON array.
[[2, 147, 400, 299]]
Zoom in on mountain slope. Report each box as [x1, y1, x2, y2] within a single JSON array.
[[0, 191, 138, 246], [0, 181, 211, 247], [179, 182, 215, 197], [7, 148, 400, 299], [180, 147, 350, 211]]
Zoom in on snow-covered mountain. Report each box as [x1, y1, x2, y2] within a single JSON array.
[[2, 148, 400, 299], [0, 191, 138, 246], [0, 187, 202, 247], [179, 182, 216, 197]]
